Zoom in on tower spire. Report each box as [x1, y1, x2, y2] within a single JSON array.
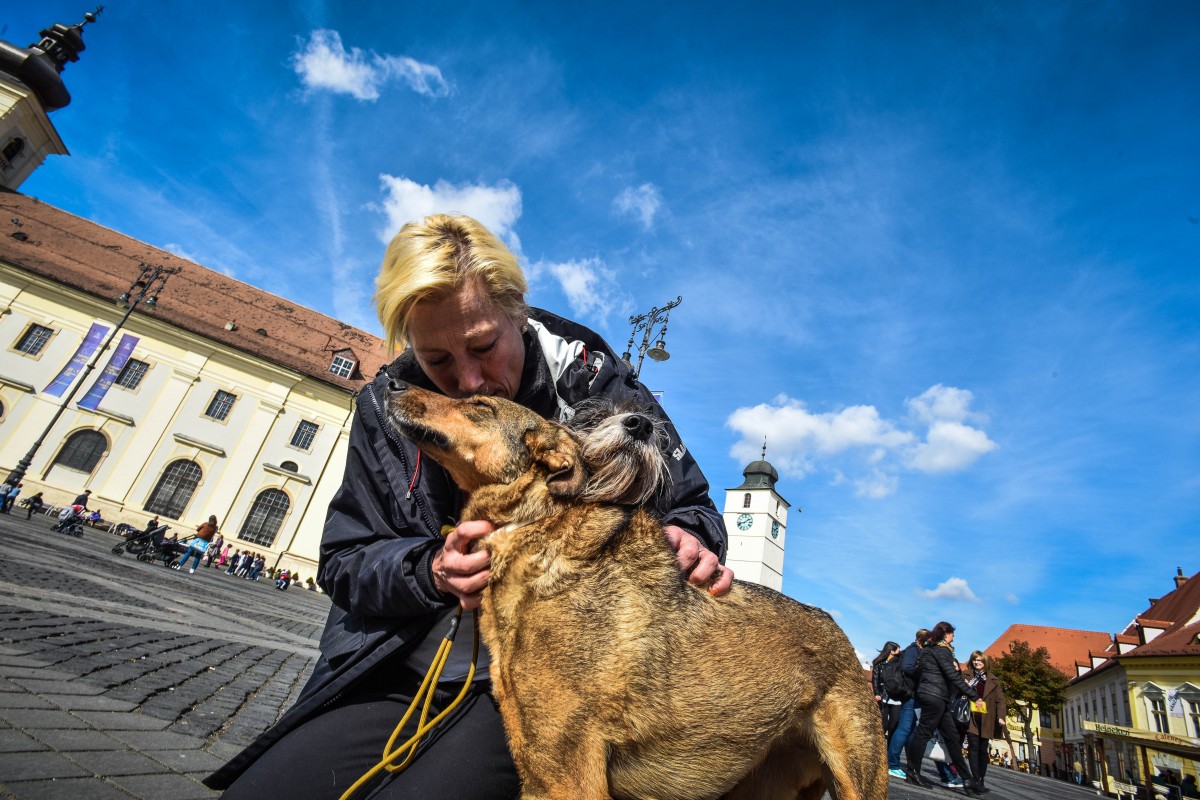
[[0, 7, 103, 111], [761, 437, 767, 461]]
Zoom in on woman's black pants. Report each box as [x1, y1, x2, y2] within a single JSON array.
[[218, 669, 520, 799], [905, 694, 974, 783], [967, 732, 990, 785]]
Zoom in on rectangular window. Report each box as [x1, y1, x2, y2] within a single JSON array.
[[115, 358, 149, 390], [16, 324, 53, 355], [1189, 700, 1200, 738], [1150, 697, 1168, 733], [204, 390, 237, 421], [330, 355, 355, 378], [290, 420, 318, 451]]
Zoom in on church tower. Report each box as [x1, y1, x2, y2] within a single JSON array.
[[722, 443, 791, 591], [0, 9, 101, 189]]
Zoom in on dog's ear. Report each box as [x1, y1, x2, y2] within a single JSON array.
[[531, 428, 586, 498]]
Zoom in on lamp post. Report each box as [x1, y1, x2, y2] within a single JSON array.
[[4, 263, 180, 486], [621, 295, 682, 379]]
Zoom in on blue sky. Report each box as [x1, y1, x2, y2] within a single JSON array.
[[7, 1, 1198, 663]]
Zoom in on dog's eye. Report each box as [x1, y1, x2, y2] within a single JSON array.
[[468, 399, 496, 415]]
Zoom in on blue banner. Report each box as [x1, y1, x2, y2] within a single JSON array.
[[77, 333, 139, 411], [42, 322, 110, 397]]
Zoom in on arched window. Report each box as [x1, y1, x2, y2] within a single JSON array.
[[53, 430, 107, 473], [238, 488, 290, 547], [144, 459, 202, 519], [742, 492, 751, 508], [278, 461, 298, 473]]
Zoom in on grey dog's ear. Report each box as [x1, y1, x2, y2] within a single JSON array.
[[534, 428, 586, 498]]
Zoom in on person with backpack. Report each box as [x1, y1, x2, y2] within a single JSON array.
[[883, 628, 925, 779], [872, 642, 904, 747]]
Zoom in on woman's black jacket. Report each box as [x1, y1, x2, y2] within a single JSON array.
[[916, 643, 979, 703], [205, 307, 728, 789]]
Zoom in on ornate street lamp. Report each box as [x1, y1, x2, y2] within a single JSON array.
[[621, 295, 682, 378], [4, 262, 180, 486]]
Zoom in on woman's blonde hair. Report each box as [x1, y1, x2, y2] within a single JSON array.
[[970, 650, 990, 671], [375, 214, 528, 353]]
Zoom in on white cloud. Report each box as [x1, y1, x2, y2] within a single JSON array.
[[376, 176, 523, 253], [1005, 593, 1020, 604], [532, 257, 620, 319], [907, 420, 998, 473], [917, 577, 981, 603], [726, 384, 996, 498], [905, 385, 997, 473], [614, 183, 664, 230], [292, 30, 450, 101]]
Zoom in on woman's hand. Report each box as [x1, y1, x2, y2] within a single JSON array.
[[431, 520, 494, 610], [664, 525, 734, 596]]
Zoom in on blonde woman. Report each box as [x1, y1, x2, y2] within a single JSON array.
[[208, 214, 732, 798]]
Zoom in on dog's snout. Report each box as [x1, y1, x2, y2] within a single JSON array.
[[622, 414, 654, 441]]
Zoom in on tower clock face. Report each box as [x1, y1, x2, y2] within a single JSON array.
[[771, 521, 780, 539], [736, 513, 753, 531]]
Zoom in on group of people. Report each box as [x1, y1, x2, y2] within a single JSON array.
[[871, 621, 1009, 795]]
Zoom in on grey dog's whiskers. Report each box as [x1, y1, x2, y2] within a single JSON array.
[[570, 400, 672, 507]]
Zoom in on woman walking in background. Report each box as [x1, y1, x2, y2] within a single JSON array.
[[966, 650, 1008, 794], [905, 621, 982, 794], [871, 641, 903, 747]]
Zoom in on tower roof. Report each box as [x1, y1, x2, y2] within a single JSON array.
[[731, 459, 779, 491], [0, 9, 100, 112]]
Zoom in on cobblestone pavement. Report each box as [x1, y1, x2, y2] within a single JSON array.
[[0, 512, 1101, 799], [0, 512, 327, 799]]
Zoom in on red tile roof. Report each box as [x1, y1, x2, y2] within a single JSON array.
[[0, 190, 388, 391], [984, 624, 1111, 679], [1116, 569, 1200, 659]]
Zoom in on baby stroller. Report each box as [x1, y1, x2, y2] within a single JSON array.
[[51, 505, 86, 537], [111, 524, 171, 559]]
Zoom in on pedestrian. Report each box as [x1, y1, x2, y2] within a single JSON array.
[[249, 555, 265, 581], [180, 515, 218, 574], [885, 628, 927, 779], [236, 552, 253, 578], [275, 568, 291, 590], [206, 213, 731, 796], [904, 621, 982, 794], [73, 489, 91, 509], [226, 550, 242, 575], [871, 641, 903, 745], [23, 491, 45, 519], [205, 533, 225, 567], [216, 541, 231, 567], [0, 482, 22, 513], [965, 650, 1007, 794]]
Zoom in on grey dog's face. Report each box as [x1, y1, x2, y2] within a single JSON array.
[[570, 400, 672, 508]]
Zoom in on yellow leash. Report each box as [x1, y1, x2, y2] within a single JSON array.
[[338, 606, 479, 800]]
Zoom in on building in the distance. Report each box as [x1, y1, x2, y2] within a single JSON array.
[[722, 444, 790, 591]]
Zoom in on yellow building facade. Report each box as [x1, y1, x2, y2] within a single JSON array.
[[0, 193, 386, 582]]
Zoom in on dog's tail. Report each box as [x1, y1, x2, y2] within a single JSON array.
[[808, 682, 889, 800]]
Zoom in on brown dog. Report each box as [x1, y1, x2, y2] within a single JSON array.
[[385, 383, 887, 800]]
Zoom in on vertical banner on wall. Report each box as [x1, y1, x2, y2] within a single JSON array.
[[41, 322, 110, 397], [77, 333, 139, 411]]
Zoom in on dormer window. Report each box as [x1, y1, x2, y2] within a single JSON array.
[[330, 354, 355, 378], [0, 137, 25, 171]]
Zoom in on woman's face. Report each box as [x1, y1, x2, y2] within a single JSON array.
[[407, 279, 526, 399], [973, 658, 985, 671], [945, 630, 955, 644]]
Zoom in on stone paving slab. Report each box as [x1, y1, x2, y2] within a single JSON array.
[[0, 750, 88, 780], [2, 777, 134, 800]]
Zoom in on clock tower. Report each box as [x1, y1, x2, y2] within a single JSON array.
[[722, 444, 790, 591], [0, 10, 101, 189]]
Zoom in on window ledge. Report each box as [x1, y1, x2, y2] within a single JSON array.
[[263, 463, 312, 484], [172, 433, 226, 457], [0, 374, 36, 393]]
